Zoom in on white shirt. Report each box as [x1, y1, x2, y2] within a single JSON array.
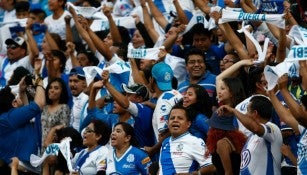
[[44, 10, 73, 40], [70, 92, 89, 131]]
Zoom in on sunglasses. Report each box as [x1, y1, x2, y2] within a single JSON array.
[[7, 44, 18, 50]]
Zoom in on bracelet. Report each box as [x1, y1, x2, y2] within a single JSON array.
[[36, 85, 45, 90]]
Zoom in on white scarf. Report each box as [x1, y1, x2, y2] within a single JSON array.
[[219, 8, 285, 29]]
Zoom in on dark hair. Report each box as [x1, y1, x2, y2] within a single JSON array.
[[7, 66, 30, 85], [15, 1, 30, 12], [51, 50, 67, 73], [301, 94, 307, 109], [190, 23, 212, 38], [49, 33, 66, 52], [114, 122, 138, 147], [170, 103, 191, 121], [55, 127, 83, 153], [92, 119, 111, 145], [77, 50, 99, 66], [83, 0, 101, 7], [247, 67, 264, 96], [116, 26, 131, 46], [184, 48, 205, 64], [45, 78, 69, 105], [29, 8, 47, 21], [186, 84, 212, 119], [249, 96, 272, 120], [222, 77, 246, 107], [0, 86, 15, 115]]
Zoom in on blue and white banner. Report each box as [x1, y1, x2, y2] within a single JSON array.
[[30, 138, 73, 171], [182, 10, 216, 34], [285, 45, 307, 62], [127, 43, 161, 60], [219, 8, 285, 29]]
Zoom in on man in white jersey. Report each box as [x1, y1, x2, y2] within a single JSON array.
[[145, 62, 182, 156], [219, 95, 282, 175]]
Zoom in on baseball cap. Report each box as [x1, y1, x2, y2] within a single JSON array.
[[122, 84, 149, 100], [5, 37, 26, 49], [69, 66, 85, 78], [151, 62, 174, 91], [207, 112, 237, 131]]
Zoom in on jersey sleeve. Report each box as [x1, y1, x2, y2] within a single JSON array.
[[191, 138, 213, 168], [95, 147, 108, 172], [136, 149, 152, 175], [261, 123, 281, 143]]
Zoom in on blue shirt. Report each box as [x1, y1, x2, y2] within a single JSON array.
[[106, 146, 151, 175], [0, 102, 41, 163], [204, 45, 226, 75], [178, 71, 216, 100], [189, 113, 210, 140]]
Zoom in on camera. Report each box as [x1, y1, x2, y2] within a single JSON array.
[[25, 74, 35, 86]]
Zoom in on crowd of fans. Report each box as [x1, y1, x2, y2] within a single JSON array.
[[0, 0, 307, 174]]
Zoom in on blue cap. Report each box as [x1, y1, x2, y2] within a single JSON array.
[[69, 67, 85, 78], [152, 62, 173, 91], [207, 112, 236, 131]]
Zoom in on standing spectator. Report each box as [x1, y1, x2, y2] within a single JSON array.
[[0, 77, 45, 174], [41, 78, 70, 151], [44, 0, 73, 40], [0, 0, 16, 22], [146, 62, 182, 155], [69, 66, 88, 132], [0, 37, 32, 88], [159, 104, 216, 174], [106, 122, 152, 174], [219, 95, 283, 175]]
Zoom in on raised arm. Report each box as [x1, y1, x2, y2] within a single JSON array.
[[103, 5, 122, 44], [102, 70, 130, 108], [278, 73, 307, 127], [193, 0, 211, 15], [25, 18, 40, 66], [173, 0, 189, 25], [68, 5, 97, 53], [267, 88, 299, 134], [140, 0, 159, 43], [146, 0, 169, 30], [65, 15, 74, 43]]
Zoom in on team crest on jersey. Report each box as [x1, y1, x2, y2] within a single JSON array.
[[240, 149, 251, 169], [176, 143, 183, 151], [126, 154, 135, 163]]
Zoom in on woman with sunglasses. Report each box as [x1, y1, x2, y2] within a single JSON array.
[[106, 122, 152, 175], [71, 119, 111, 175]]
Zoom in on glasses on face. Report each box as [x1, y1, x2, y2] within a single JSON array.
[[187, 59, 204, 65], [220, 59, 235, 64], [6, 44, 18, 50], [84, 127, 95, 133]]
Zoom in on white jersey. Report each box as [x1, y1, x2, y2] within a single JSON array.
[[159, 132, 212, 174], [297, 125, 307, 175], [152, 89, 182, 141], [240, 122, 282, 175], [72, 146, 109, 175]]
